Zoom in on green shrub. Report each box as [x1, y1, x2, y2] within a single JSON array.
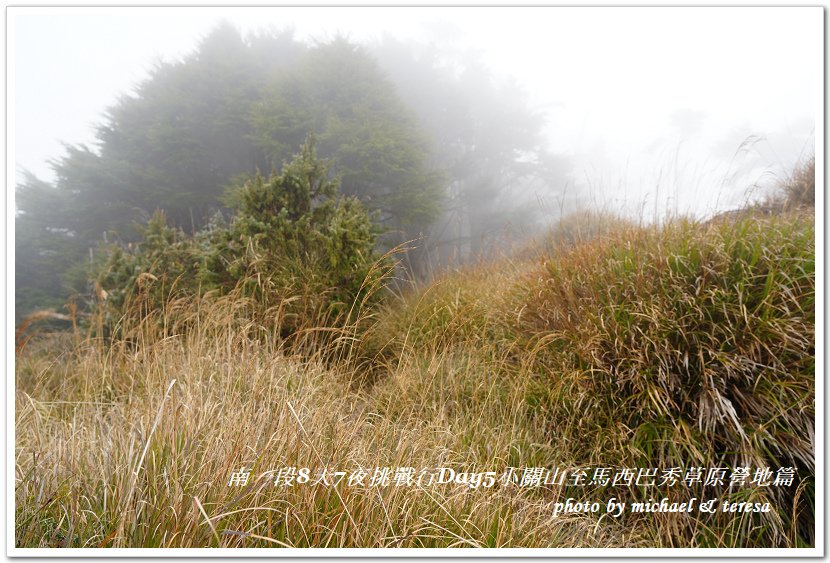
[[96, 136, 383, 340]]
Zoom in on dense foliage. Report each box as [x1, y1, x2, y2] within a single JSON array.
[[249, 38, 444, 235], [16, 22, 566, 321], [15, 25, 442, 320], [96, 138, 382, 337]]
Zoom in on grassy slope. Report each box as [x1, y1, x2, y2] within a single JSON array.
[[15, 206, 815, 548]]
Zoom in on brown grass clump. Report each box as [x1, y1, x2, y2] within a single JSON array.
[[513, 214, 814, 546], [779, 155, 815, 210]]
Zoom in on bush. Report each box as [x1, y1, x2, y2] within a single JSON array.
[[96, 136, 384, 340]]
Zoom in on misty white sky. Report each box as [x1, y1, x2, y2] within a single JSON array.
[[10, 6, 822, 219]]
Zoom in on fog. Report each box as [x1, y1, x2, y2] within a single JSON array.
[[10, 7, 821, 316], [13, 7, 819, 219]]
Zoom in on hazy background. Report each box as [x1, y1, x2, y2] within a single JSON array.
[[12, 7, 819, 220]]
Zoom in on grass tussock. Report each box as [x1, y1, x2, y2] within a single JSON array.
[[514, 213, 814, 546], [779, 155, 815, 210], [16, 196, 814, 549]]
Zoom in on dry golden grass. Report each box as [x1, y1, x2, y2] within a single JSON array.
[[15, 290, 647, 548], [512, 212, 815, 547], [15, 201, 814, 549], [780, 155, 815, 210]]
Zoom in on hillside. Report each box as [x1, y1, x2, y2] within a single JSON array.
[[15, 169, 816, 548]]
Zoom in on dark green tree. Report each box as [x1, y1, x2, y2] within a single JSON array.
[[15, 172, 90, 320], [16, 25, 441, 319], [94, 21, 300, 229], [249, 37, 444, 239]]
